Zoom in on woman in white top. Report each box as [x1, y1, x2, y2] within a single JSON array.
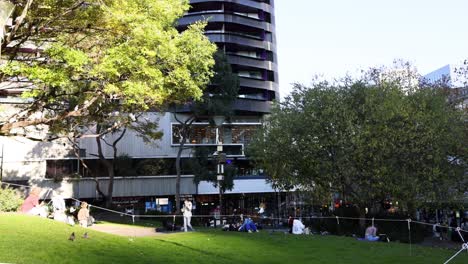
[[182, 200, 193, 232], [292, 219, 305, 234]]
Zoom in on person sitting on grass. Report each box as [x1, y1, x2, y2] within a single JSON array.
[[52, 191, 68, 223], [20, 187, 47, 217], [77, 202, 90, 228], [365, 225, 379, 242], [238, 217, 258, 233], [223, 221, 242, 231], [288, 215, 294, 234], [292, 219, 305, 235]]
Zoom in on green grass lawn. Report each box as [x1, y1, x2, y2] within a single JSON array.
[[0, 213, 466, 264]]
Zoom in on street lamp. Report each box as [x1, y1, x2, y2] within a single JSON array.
[[212, 115, 225, 225], [212, 115, 225, 143], [0, 144, 4, 182]]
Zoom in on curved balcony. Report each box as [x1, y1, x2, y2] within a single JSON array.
[[226, 54, 277, 72], [205, 33, 276, 51], [239, 77, 278, 92], [178, 13, 274, 32], [189, 0, 274, 14], [233, 98, 273, 113], [171, 98, 275, 114]]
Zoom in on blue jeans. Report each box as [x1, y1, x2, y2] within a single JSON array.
[[239, 221, 257, 232], [365, 235, 379, 242]]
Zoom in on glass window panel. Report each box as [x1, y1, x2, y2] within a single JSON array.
[[172, 124, 259, 145]]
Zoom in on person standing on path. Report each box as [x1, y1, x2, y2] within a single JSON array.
[[182, 200, 193, 232]]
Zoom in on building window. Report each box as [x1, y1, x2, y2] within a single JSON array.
[[46, 160, 78, 179], [172, 125, 217, 144], [230, 125, 258, 144], [172, 124, 260, 145]]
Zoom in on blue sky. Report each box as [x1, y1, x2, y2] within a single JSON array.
[[275, 0, 468, 98]]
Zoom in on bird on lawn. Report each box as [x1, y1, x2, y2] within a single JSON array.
[[83, 232, 88, 239], [69, 232, 75, 241]]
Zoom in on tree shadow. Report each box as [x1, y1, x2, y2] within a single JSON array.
[[153, 238, 236, 261]]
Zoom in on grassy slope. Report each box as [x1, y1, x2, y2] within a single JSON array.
[[0, 213, 466, 264]]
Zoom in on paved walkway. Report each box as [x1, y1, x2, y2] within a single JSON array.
[[89, 224, 167, 237]]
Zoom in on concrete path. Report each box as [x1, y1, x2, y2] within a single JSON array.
[[89, 224, 167, 237]]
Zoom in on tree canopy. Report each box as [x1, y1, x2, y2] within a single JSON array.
[[0, 0, 217, 136], [249, 75, 467, 212]]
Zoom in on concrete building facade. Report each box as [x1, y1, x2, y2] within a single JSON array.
[[1, 0, 282, 215]]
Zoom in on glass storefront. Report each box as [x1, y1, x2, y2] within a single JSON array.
[[172, 124, 260, 145]]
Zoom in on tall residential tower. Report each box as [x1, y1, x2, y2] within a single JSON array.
[[179, 0, 279, 114]]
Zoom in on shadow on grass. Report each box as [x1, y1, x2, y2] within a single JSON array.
[[92, 211, 163, 228], [153, 238, 236, 262]]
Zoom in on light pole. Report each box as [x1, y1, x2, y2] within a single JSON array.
[[212, 115, 225, 225], [0, 144, 4, 182]]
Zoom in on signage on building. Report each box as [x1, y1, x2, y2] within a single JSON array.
[[112, 198, 140, 204]]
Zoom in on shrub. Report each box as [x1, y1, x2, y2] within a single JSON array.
[[0, 188, 23, 212]]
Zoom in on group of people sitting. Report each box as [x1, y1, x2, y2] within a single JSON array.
[[19, 187, 93, 227], [222, 215, 260, 233], [286, 215, 385, 241]]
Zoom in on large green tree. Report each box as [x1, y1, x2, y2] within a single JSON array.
[[0, 0, 216, 136], [173, 51, 239, 213], [249, 76, 467, 215]]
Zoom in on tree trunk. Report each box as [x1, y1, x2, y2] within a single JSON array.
[[95, 125, 126, 208], [277, 191, 282, 227], [173, 114, 193, 214], [96, 134, 114, 207], [105, 162, 115, 208], [68, 136, 106, 198], [406, 201, 416, 219], [175, 132, 187, 214], [358, 205, 367, 230]]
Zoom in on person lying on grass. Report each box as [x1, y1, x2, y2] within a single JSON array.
[[238, 217, 259, 233]]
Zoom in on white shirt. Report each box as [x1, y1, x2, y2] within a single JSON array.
[[183, 201, 192, 217], [52, 195, 66, 212], [292, 219, 305, 234]]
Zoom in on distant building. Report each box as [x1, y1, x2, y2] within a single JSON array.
[[424, 64, 466, 88], [423, 64, 468, 110]]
